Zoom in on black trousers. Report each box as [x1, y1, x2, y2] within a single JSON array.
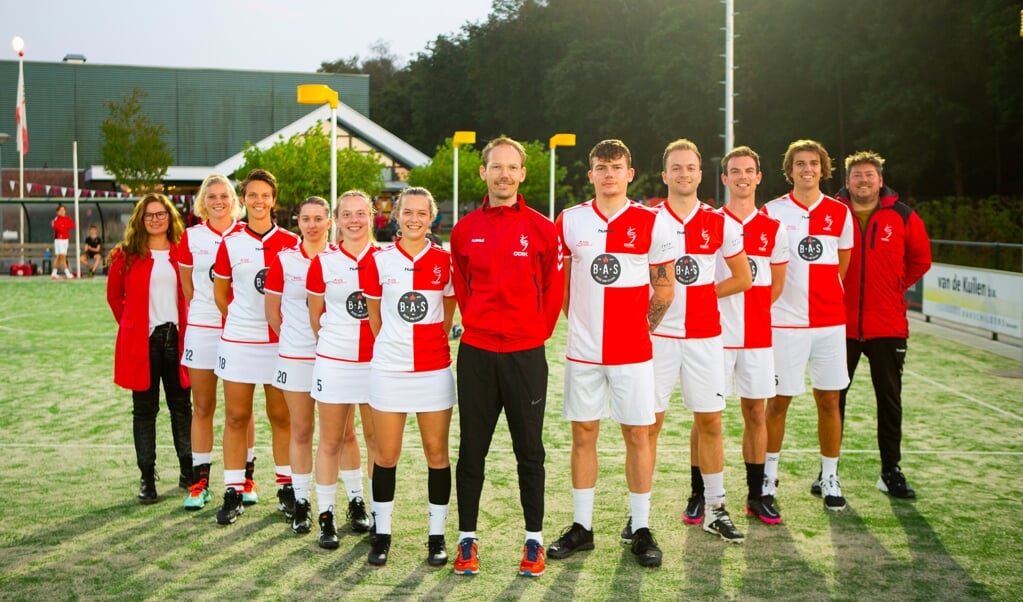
[[839, 337, 906, 472], [132, 323, 192, 477], [455, 343, 547, 533]]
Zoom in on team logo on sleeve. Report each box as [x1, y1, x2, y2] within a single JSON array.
[[398, 291, 428, 322], [797, 236, 823, 261], [254, 267, 268, 294], [675, 255, 699, 285], [346, 291, 369, 319], [748, 257, 759, 282], [590, 253, 621, 285]]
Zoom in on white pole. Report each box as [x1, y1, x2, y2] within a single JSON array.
[[73, 141, 81, 278], [17, 55, 25, 265], [723, 0, 735, 205], [549, 147, 556, 221], [452, 145, 460, 227], [330, 106, 338, 242]]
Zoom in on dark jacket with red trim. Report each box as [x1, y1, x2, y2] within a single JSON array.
[[837, 185, 932, 340]]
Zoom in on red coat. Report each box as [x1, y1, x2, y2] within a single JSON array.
[[838, 186, 932, 340], [106, 245, 190, 391]]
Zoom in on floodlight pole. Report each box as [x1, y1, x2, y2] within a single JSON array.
[[297, 84, 339, 240], [451, 131, 476, 226], [548, 133, 576, 221]]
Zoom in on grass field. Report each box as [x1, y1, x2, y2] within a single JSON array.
[[0, 277, 1020, 601]]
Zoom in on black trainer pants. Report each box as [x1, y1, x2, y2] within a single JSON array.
[[839, 337, 906, 472], [132, 323, 192, 477]]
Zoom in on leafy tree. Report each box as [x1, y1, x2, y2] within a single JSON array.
[[99, 88, 173, 194], [319, 41, 401, 120], [234, 125, 385, 230]]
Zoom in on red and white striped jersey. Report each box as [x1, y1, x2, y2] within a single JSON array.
[[653, 202, 743, 340], [213, 225, 300, 343], [306, 245, 379, 363], [557, 200, 676, 365], [265, 244, 334, 358], [364, 242, 454, 372], [717, 208, 789, 348], [762, 193, 852, 328], [178, 220, 243, 328]]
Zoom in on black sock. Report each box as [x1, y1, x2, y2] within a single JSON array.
[[746, 462, 765, 500], [428, 466, 451, 505], [691, 465, 704, 496], [373, 464, 397, 503]]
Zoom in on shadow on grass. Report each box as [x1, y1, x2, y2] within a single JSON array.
[[739, 518, 826, 599]]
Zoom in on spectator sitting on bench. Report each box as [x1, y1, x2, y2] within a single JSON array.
[[80, 225, 103, 277]]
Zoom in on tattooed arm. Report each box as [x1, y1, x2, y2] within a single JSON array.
[[648, 261, 674, 332]]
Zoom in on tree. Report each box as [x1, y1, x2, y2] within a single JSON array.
[[234, 125, 385, 230], [99, 88, 173, 194]]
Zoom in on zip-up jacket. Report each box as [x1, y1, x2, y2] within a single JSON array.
[[837, 185, 932, 340], [450, 194, 565, 352]]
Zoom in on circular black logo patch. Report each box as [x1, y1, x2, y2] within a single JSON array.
[[674, 255, 699, 285], [346, 290, 369, 319], [208, 265, 215, 282], [590, 253, 621, 285], [254, 267, 268, 294], [797, 236, 823, 261], [397, 291, 428, 322], [748, 257, 759, 282]]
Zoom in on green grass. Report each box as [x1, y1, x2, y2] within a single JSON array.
[[0, 277, 1020, 601]]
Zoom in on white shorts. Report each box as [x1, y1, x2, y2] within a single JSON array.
[[215, 339, 278, 385], [772, 325, 850, 396], [273, 356, 314, 392], [563, 360, 655, 426], [182, 325, 222, 370], [653, 336, 726, 414], [312, 358, 370, 405], [54, 239, 69, 255], [723, 347, 776, 399], [368, 367, 455, 413]]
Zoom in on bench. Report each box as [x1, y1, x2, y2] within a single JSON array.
[[0, 242, 53, 275]]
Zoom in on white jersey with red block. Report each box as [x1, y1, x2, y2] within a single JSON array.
[[265, 244, 334, 358], [178, 220, 244, 328], [213, 225, 300, 343], [364, 242, 454, 372], [558, 199, 676, 365], [717, 208, 789, 348], [762, 192, 853, 328], [306, 245, 379, 363], [653, 202, 743, 340]]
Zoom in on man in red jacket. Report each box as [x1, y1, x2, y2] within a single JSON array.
[[450, 136, 565, 577], [837, 151, 931, 499]]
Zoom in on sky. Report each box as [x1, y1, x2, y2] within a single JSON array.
[[3, 0, 496, 72]]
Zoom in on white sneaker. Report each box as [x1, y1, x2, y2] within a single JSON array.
[[822, 475, 847, 512]]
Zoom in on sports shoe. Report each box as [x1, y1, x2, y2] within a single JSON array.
[[682, 494, 705, 525], [519, 539, 545, 577], [292, 498, 312, 534], [703, 504, 745, 543], [368, 533, 391, 566], [277, 484, 296, 519], [427, 534, 448, 566], [183, 478, 211, 510], [878, 466, 916, 499], [547, 523, 594, 559], [630, 527, 663, 567], [745, 495, 782, 525], [241, 478, 259, 505], [318, 508, 339, 550], [138, 477, 158, 505], [453, 538, 479, 575], [822, 475, 847, 512], [347, 496, 372, 533], [620, 516, 634, 544], [811, 470, 823, 497], [216, 488, 244, 525]]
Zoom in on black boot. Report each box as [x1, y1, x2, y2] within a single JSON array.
[[138, 468, 158, 505]]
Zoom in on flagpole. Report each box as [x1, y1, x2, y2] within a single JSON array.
[[12, 36, 26, 265], [73, 141, 81, 278]]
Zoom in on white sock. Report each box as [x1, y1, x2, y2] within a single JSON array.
[[368, 477, 375, 509], [572, 488, 595, 531], [292, 472, 312, 503], [224, 469, 245, 491], [458, 531, 477, 543], [246, 448, 256, 463], [821, 455, 839, 479], [428, 503, 448, 536], [703, 471, 725, 507], [374, 500, 394, 535], [525, 531, 543, 546], [316, 482, 338, 514], [764, 452, 780, 495], [629, 491, 651, 531], [192, 451, 212, 466], [340, 468, 364, 500]]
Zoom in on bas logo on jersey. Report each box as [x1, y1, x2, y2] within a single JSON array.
[[748, 256, 759, 282], [397, 291, 428, 322], [591, 253, 621, 285], [346, 291, 369, 319], [798, 236, 823, 261], [208, 265, 216, 282], [675, 255, 699, 285], [254, 267, 268, 294]]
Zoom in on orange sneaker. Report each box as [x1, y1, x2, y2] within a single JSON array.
[[519, 539, 545, 577], [241, 478, 259, 505], [453, 538, 479, 575]]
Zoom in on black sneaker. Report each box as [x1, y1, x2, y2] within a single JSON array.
[[347, 496, 373, 533], [703, 504, 745, 543], [630, 527, 662, 567], [745, 495, 783, 525], [138, 477, 158, 505], [216, 488, 244, 525], [368, 533, 391, 566], [292, 498, 311, 534], [682, 494, 705, 525], [426, 534, 448, 566], [822, 475, 848, 512], [811, 470, 823, 497], [620, 515, 634, 544], [277, 484, 296, 519], [318, 508, 339, 550], [878, 466, 916, 499], [547, 523, 594, 559]]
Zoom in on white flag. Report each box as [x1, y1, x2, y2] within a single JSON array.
[[15, 59, 28, 155]]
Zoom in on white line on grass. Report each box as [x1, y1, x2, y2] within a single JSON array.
[[905, 368, 1023, 422]]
